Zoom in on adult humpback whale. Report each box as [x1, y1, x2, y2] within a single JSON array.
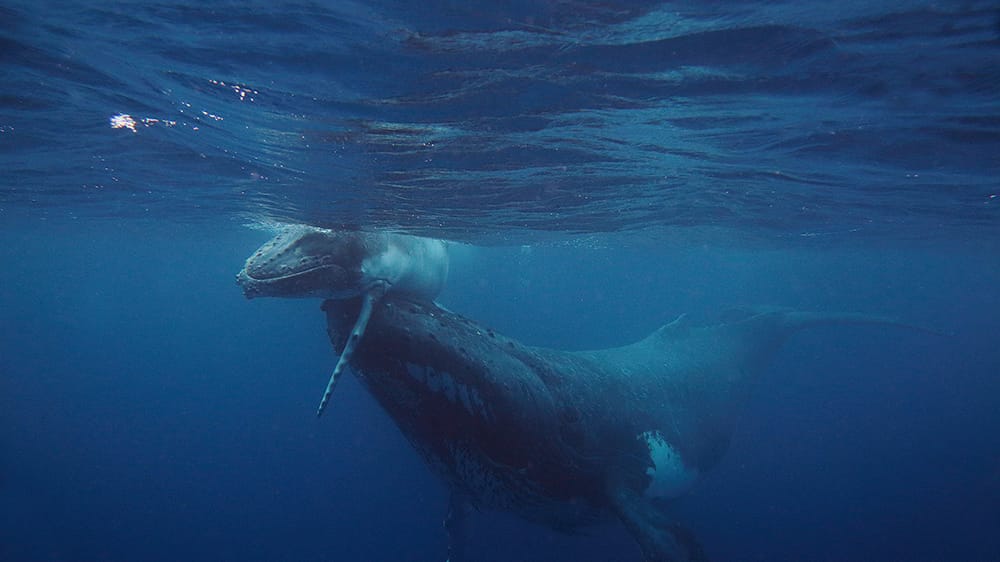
[[237, 228, 927, 562]]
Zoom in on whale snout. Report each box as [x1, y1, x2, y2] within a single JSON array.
[[236, 269, 260, 299], [235, 225, 369, 299]]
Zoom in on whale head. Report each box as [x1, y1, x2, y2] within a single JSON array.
[[236, 225, 372, 300], [236, 225, 447, 302]]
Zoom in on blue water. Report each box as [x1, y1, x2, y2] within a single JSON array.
[[1, 2, 999, 561]]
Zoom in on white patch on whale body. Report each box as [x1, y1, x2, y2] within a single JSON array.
[[440, 372, 457, 402], [362, 236, 448, 300], [458, 384, 472, 413], [404, 362, 490, 420], [405, 362, 428, 384], [638, 430, 699, 499]]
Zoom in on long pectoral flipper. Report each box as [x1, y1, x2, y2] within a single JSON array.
[[316, 282, 386, 417]]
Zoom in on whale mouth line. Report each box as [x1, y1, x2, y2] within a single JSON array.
[[243, 263, 338, 283]]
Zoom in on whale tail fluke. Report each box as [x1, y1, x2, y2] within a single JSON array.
[[610, 485, 710, 562]]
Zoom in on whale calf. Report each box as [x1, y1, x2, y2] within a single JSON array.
[[238, 228, 930, 561], [237, 225, 448, 415]]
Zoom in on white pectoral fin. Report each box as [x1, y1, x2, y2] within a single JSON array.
[[316, 283, 387, 417]]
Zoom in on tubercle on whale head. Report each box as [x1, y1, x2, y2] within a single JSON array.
[[235, 225, 373, 300]]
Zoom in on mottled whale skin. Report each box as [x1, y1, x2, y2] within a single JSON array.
[[321, 297, 916, 562]]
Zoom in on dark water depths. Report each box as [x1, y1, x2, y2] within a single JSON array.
[[1, 2, 999, 561]]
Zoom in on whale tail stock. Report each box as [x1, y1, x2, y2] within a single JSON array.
[[641, 306, 942, 378], [706, 305, 943, 337]]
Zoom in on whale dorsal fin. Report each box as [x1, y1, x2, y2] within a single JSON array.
[[660, 313, 691, 332], [648, 313, 693, 342]]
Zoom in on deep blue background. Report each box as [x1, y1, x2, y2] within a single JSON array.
[[2, 221, 998, 561], [2, 1, 999, 560]]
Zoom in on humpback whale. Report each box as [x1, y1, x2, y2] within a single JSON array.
[[237, 228, 929, 562]]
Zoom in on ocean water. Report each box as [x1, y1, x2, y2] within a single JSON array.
[[1, 2, 999, 561]]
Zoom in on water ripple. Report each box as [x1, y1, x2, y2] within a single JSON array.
[[0, 1, 997, 244]]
